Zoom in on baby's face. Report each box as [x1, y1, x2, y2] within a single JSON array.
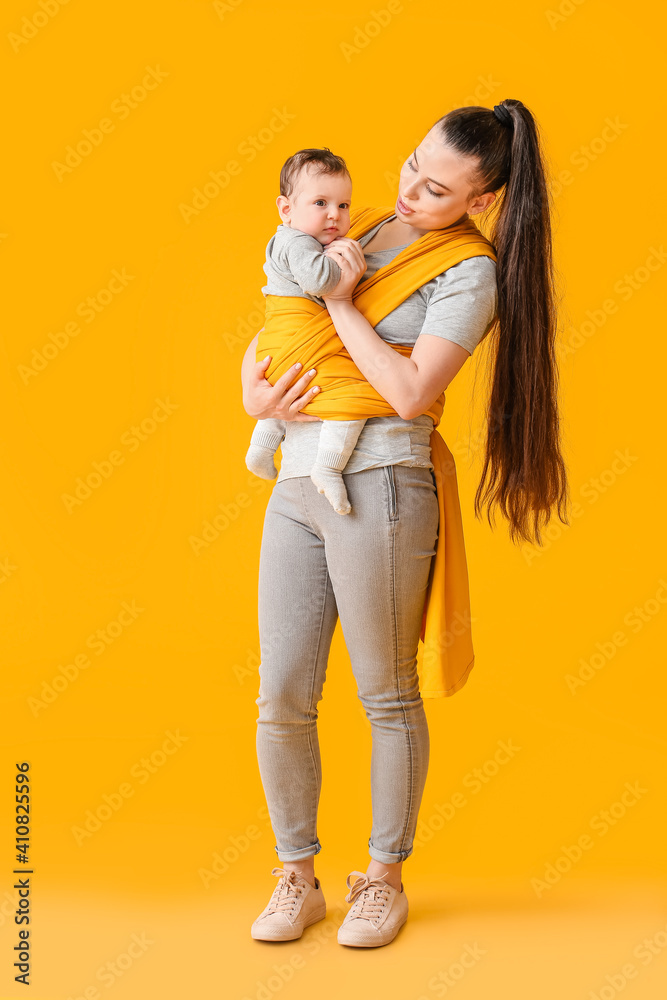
[[280, 165, 352, 245]]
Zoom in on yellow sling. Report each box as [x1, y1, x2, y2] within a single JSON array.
[[257, 206, 497, 697]]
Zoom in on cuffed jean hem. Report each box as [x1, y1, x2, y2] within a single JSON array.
[[274, 840, 322, 862], [368, 838, 413, 864]]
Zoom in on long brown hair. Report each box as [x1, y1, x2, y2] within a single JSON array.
[[434, 100, 569, 546]]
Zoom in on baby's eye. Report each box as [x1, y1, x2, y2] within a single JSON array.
[[315, 200, 326, 206], [339, 203, 350, 209], [407, 158, 417, 171]]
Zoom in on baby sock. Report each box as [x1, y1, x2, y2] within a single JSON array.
[[310, 450, 352, 515], [245, 428, 285, 480], [246, 443, 279, 480]]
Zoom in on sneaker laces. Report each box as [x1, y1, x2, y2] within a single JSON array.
[[266, 867, 308, 915], [344, 871, 392, 922]]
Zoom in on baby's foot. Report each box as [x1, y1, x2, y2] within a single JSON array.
[[310, 465, 352, 515], [246, 445, 278, 480]]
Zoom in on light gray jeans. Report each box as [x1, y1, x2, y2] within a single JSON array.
[[255, 463, 439, 865]]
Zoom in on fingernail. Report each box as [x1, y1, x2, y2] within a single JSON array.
[[263, 355, 270, 361], [294, 362, 302, 369], [308, 369, 316, 375]]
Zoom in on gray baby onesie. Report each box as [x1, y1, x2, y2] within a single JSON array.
[[247, 223, 370, 485]]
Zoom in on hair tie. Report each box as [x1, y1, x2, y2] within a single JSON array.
[[493, 104, 513, 127]]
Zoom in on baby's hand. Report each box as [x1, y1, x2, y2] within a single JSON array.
[[321, 238, 367, 299], [323, 237, 362, 254]]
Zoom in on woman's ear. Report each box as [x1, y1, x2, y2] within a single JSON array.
[[468, 190, 497, 217], [276, 195, 291, 224]]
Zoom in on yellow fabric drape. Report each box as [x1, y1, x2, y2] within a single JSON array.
[[256, 207, 496, 697]]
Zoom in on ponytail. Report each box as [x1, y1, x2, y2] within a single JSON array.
[[434, 99, 569, 546]]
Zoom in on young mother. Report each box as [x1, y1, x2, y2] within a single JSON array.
[[240, 99, 568, 948]]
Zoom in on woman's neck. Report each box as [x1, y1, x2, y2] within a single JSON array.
[[363, 217, 417, 253], [364, 212, 470, 253]]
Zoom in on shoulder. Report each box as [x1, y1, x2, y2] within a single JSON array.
[[269, 225, 322, 256], [419, 255, 497, 325], [283, 226, 322, 249], [434, 254, 497, 287], [417, 256, 498, 355], [420, 254, 497, 303], [266, 225, 285, 256], [269, 224, 306, 242]]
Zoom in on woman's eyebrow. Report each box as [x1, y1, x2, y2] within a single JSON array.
[[413, 148, 451, 192]]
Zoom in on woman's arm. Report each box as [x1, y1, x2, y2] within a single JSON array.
[[323, 297, 470, 420], [322, 239, 471, 420], [241, 331, 323, 422]]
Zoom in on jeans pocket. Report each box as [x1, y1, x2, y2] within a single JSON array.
[[383, 464, 399, 522]]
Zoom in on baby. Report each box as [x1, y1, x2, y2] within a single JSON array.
[[244, 147, 368, 516]]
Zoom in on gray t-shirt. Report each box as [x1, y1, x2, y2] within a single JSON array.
[[262, 224, 342, 303], [275, 213, 498, 483]]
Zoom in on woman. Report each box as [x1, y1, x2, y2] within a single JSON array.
[[240, 99, 569, 948]]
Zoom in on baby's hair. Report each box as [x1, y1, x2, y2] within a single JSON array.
[[279, 147, 350, 198]]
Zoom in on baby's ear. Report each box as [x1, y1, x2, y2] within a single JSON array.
[[276, 194, 290, 223]]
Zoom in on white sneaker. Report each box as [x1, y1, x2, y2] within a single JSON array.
[[251, 867, 326, 942], [337, 870, 408, 947]]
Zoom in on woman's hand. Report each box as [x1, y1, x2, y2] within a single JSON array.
[[242, 354, 323, 422], [322, 237, 367, 301]]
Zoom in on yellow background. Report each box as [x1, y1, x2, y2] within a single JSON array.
[[1, 0, 666, 997]]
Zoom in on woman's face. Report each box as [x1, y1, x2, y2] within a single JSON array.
[[396, 126, 497, 232]]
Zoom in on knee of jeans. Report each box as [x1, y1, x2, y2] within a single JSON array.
[[357, 682, 424, 721], [256, 687, 319, 725]]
